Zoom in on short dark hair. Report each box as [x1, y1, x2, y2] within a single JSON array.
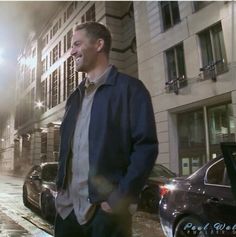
[[74, 22, 112, 56]]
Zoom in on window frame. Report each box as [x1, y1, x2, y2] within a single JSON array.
[[198, 22, 228, 78], [204, 158, 231, 188], [160, 1, 180, 31]]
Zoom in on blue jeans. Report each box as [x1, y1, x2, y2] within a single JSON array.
[[54, 208, 132, 237]]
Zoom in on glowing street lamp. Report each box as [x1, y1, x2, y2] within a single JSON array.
[[35, 100, 44, 109]]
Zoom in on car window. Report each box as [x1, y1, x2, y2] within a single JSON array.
[[149, 165, 175, 178], [206, 159, 225, 185], [41, 164, 58, 182]]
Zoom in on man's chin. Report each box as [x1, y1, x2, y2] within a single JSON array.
[[75, 65, 86, 73]]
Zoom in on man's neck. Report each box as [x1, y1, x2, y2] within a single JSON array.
[[87, 61, 110, 82]]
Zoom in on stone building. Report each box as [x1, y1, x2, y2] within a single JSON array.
[[14, 1, 137, 173], [10, 1, 236, 176]]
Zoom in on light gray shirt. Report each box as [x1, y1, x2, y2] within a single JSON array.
[[55, 66, 112, 224]]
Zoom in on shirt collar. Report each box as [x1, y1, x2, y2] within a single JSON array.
[[85, 65, 112, 89]]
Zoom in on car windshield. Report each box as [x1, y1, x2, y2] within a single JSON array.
[[41, 164, 58, 182], [149, 165, 175, 178]]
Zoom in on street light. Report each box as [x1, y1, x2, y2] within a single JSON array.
[[35, 100, 44, 109]]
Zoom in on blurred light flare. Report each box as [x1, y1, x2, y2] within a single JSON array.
[[35, 100, 44, 109]]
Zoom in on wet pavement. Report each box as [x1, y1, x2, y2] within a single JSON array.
[[0, 174, 165, 237], [0, 209, 29, 237]]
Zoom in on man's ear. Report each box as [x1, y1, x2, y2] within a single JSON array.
[[96, 39, 105, 52]]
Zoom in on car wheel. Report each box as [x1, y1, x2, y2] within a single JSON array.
[[140, 188, 159, 213], [23, 185, 30, 207], [41, 193, 52, 220], [174, 216, 208, 237]]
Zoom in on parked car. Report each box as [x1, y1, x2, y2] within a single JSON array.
[[23, 162, 58, 220], [159, 143, 236, 237], [138, 164, 176, 213]]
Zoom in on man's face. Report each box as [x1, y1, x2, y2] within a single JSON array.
[[71, 29, 98, 72]]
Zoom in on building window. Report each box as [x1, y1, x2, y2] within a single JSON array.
[[52, 45, 59, 64], [160, 1, 180, 31], [86, 4, 95, 21], [194, 1, 212, 11], [165, 43, 187, 92], [49, 68, 61, 108], [64, 29, 73, 54], [52, 70, 58, 108], [67, 57, 75, 96], [178, 110, 206, 176], [81, 4, 95, 23], [51, 42, 61, 65], [208, 104, 235, 159], [199, 23, 228, 78], [177, 102, 234, 176], [40, 80, 47, 111], [67, 29, 73, 51], [52, 22, 59, 36], [66, 2, 75, 20]]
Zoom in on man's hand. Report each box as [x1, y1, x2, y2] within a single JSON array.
[[101, 201, 113, 213]]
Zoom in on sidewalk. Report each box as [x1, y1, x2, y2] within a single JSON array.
[[0, 209, 30, 237]]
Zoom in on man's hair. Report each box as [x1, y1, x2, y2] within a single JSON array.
[[74, 22, 112, 56]]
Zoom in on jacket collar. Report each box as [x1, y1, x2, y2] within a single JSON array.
[[76, 65, 118, 93], [103, 65, 118, 86]]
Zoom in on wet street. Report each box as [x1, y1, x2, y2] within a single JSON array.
[[0, 174, 165, 237]]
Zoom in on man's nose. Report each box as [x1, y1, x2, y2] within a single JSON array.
[[70, 47, 76, 57]]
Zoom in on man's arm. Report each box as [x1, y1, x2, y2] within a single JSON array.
[[107, 80, 158, 212]]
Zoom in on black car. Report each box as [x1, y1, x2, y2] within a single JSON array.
[[138, 164, 176, 213], [23, 162, 58, 220], [159, 145, 236, 237]]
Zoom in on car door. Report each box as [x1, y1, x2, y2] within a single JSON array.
[[203, 159, 236, 229], [221, 142, 236, 200]]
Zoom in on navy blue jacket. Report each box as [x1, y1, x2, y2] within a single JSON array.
[[57, 66, 158, 210]]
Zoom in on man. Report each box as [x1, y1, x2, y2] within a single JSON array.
[[55, 22, 158, 237]]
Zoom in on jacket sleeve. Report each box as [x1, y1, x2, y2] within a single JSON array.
[[107, 79, 158, 211]]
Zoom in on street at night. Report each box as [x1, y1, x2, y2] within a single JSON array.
[[1, 1, 236, 237], [0, 174, 164, 237]]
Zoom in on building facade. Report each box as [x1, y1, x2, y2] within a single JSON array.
[[134, 1, 236, 175], [13, 1, 137, 174], [2, 1, 235, 176], [0, 113, 15, 172]]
